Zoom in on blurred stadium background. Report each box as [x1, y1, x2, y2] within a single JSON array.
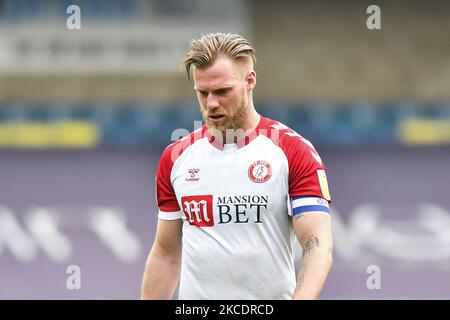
[[1, 0, 450, 299]]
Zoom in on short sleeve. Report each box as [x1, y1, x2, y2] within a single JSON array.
[[281, 134, 332, 216], [155, 146, 183, 220]]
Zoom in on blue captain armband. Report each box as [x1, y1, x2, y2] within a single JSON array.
[[290, 196, 330, 217]]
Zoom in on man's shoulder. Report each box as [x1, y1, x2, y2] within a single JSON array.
[[260, 116, 315, 153], [159, 125, 208, 165], [261, 116, 325, 171]]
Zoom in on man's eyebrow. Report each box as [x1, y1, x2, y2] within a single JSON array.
[[214, 86, 233, 91], [194, 85, 234, 92]]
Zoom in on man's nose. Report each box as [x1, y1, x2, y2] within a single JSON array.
[[206, 94, 219, 110]]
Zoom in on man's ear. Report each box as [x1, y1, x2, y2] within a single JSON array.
[[246, 70, 256, 90]]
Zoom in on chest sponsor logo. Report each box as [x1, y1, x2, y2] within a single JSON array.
[[181, 195, 214, 227], [180, 195, 270, 227], [217, 195, 268, 224], [248, 160, 272, 183]]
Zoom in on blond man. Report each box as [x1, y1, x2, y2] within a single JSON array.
[[141, 33, 333, 300]]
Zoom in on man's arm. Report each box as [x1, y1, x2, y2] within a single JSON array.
[[140, 218, 183, 299], [292, 211, 333, 300]]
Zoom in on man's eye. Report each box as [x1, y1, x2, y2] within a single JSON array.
[[216, 89, 229, 95], [199, 91, 208, 97]]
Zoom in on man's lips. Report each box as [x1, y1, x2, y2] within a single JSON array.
[[208, 114, 225, 122]]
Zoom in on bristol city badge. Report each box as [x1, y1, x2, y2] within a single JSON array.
[[248, 160, 272, 183]]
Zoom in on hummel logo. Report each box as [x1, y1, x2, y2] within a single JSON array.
[[186, 168, 200, 182]]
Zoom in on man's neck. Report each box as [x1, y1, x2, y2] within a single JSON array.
[[241, 106, 260, 132], [223, 109, 260, 145]]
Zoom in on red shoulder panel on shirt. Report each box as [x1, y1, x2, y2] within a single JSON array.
[[260, 117, 331, 202], [156, 125, 208, 212]]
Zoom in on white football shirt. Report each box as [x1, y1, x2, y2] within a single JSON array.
[[156, 115, 331, 299]]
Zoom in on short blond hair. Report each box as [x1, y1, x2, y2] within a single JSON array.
[[181, 33, 256, 81]]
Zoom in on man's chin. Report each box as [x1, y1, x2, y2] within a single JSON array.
[[206, 120, 228, 132], [207, 124, 226, 133]]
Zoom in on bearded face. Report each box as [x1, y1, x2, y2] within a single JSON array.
[[200, 85, 248, 133], [193, 56, 255, 143]]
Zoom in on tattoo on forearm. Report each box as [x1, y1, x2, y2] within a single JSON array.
[[295, 263, 307, 291], [296, 274, 305, 290], [295, 235, 320, 292], [302, 235, 319, 257]]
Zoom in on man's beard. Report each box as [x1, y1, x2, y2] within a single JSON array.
[[201, 94, 248, 135]]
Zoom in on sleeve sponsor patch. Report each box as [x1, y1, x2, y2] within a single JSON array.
[[317, 170, 331, 201]]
